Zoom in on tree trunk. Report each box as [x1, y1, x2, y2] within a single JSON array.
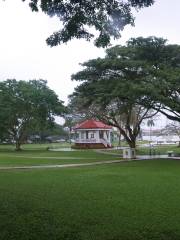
[[69, 129, 71, 144], [129, 140, 136, 149], [117, 126, 137, 149], [15, 141, 22, 151], [118, 133, 121, 147]]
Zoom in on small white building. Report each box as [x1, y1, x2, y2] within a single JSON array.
[[73, 119, 112, 149]]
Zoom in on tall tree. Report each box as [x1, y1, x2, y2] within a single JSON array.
[[147, 118, 155, 142], [0, 79, 65, 150], [70, 47, 158, 148], [70, 36, 180, 147], [22, 0, 154, 47]]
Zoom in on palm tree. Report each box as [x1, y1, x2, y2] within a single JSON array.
[[147, 118, 155, 143]]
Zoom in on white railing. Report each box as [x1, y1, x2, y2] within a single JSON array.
[[75, 139, 97, 143], [75, 138, 112, 147]]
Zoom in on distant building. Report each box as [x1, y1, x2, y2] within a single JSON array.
[[73, 119, 112, 149]]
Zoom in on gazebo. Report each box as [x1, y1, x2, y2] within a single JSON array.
[[73, 119, 112, 149]]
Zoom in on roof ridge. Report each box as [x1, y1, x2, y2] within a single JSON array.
[[74, 119, 112, 129]]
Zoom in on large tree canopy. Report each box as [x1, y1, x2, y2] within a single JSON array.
[[126, 37, 180, 121], [70, 36, 180, 147], [0, 79, 65, 150], [23, 0, 154, 47], [71, 36, 180, 121]]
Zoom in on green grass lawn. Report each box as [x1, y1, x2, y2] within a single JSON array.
[[1, 160, 180, 240], [0, 142, 71, 151], [0, 143, 179, 167], [0, 147, 120, 167]]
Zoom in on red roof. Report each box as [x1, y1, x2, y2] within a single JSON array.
[[74, 119, 112, 130]]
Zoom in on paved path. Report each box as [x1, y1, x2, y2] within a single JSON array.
[[0, 156, 179, 171], [0, 159, 130, 170], [13, 156, 96, 160]]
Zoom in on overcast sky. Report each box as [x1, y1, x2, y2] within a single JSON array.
[[0, 0, 179, 127]]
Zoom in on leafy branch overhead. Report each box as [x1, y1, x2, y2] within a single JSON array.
[[22, 0, 154, 47]]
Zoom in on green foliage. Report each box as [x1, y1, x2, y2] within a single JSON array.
[[0, 79, 65, 149], [22, 0, 154, 47], [127, 37, 180, 121]]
